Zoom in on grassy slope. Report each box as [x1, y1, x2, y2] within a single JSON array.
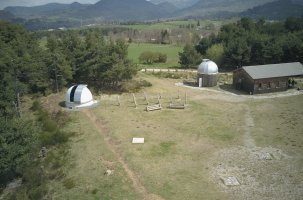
[[47, 73, 303, 200], [47, 111, 142, 199]]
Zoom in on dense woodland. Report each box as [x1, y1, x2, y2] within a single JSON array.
[[0, 20, 136, 197], [179, 17, 303, 69]]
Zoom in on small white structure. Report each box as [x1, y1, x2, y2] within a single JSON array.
[[132, 138, 145, 144], [65, 84, 98, 109], [222, 176, 240, 186], [197, 59, 219, 87]]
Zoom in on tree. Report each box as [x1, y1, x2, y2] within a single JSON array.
[[224, 38, 251, 68], [285, 17, 303, 32], [160, 29, 170, 44], [282, 33, 303, 63], [179, 44, 201, 69], [196, 33, 217, 55], [0, 118, 39, 187], [205, 43, 225, 67], [0, 21, 49, 117], [46, 36, 73, 92]]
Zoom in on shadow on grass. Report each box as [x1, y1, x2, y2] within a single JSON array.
[[183, 80, 196, 87], [219, 84, 250, 95], [58, 101, 65, 108]]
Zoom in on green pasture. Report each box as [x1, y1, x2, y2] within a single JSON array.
[[118, 20, 228, 31], [128, 43, 183, 68]]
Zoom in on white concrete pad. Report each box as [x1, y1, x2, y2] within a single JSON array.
[[222, 176, 240, 186], [260, 152, 273, 160], [132, 138, 144, 144]]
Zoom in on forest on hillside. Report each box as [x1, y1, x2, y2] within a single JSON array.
[[180, 17, 303, 69], [0, 20, 137, 198]]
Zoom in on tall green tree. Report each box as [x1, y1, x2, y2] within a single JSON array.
[[46, 35, 73, 92], [225, 38, 251, 67], [160, 29, 170, 44], [0, 21, 49, 117], [205, 43, 225, 67], [0, 118, 39, 187], [179, 44, 201, 69]]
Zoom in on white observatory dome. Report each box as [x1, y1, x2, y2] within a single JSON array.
[[197, 59, 218, 74], [65, 84, 96, 108]]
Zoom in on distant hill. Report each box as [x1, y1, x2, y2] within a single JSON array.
[[157, 2, 179, 14], [4, 2, 89, 18], [240, 0, 303, 20], [0, 10, 15, 20], [3, 0, 177, 21], [70, 0, 170, 21], [150, 0, 198, 8], [172, 0, 276, 18]]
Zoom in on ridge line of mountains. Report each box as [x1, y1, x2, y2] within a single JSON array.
[[0, 0, 302, 30]]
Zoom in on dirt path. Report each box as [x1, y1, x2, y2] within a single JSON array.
[[83, 110, 164, 200], [243, 108, 256, 148]]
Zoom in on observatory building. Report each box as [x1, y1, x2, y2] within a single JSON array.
[[65, 84, 98, 109], [197, 59, 218, 87]]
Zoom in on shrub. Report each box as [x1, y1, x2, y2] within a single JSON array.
[[53, 110, 70, 128], [139, 51, 155, 64], [31, 100, 42, 111], [63, 178, 76, 189], [42, 119, 58, 132], [121, 79, 152, 92], [139, 51, 167, 64], [28, 185, 48, 200], [157, 53, 167, 63], [39, 131, 69, 146], [91, 188, 98, 194]]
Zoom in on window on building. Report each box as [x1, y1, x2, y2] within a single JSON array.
[[258, 83, 262, 89], [267, 82, 271, 89]]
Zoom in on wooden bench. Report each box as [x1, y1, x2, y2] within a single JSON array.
[[168, 103, 186, 109], [146, 104, 162, 111]]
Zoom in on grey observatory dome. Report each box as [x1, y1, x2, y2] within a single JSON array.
[[197, 59, 218, 74]]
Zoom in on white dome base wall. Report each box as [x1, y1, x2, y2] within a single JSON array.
[[197, 74, 218, 87]]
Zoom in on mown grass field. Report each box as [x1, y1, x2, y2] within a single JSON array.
[[96, 20, 228, 31], [46, 73, 303, 200], [128, 43, 183, 69]]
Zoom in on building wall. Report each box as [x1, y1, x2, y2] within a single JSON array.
[[233, 69, 254, 93], [233, 69, 289, 94], [253, 77, 288, 94], [197, 74, 218, 87]]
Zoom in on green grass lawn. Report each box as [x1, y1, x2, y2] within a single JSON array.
[[110, 20, 229, 32], [128, 43, 183, 69], [39, 74, 303, 200]]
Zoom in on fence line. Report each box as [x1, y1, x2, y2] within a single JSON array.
[[140, 68, 197, 73]]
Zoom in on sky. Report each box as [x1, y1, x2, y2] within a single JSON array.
[[0, 0, 99, 9]]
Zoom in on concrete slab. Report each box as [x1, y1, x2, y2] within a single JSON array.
[[222, 176, 240, 186], [132, 138, 144, 144]]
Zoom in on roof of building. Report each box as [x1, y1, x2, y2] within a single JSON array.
[[242, 62, 303, 79], [197, 59, 218, 74]]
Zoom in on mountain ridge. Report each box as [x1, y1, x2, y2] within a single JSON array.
[[240, 0, 303, 20], [172, 0, 277, 18], [3, 0, 177, 21]]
